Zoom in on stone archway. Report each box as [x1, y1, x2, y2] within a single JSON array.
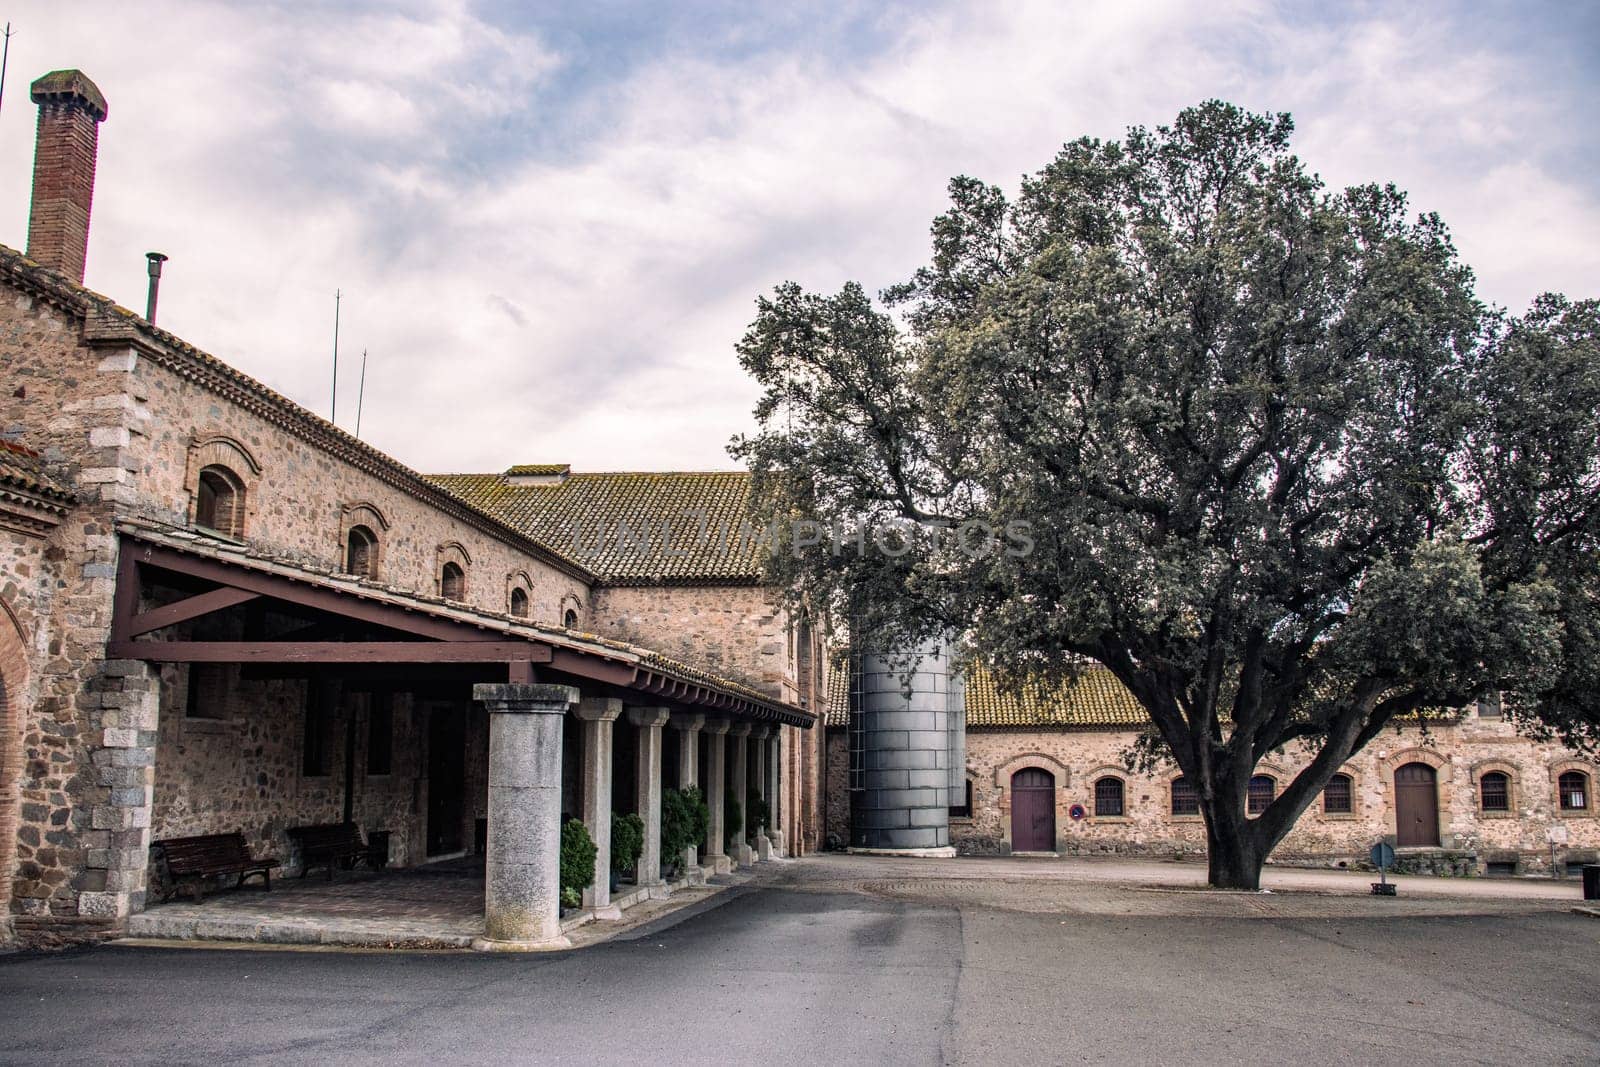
[[0, 598, 29, 936]]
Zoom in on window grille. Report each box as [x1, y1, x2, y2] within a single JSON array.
[[1094, 776, 1124, 816]]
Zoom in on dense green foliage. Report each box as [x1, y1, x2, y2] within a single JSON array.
[[746, 792, 770, 839], [724, 792, 742, 851], [662, 785, 710, 867], [559, 818, 596, 908], [611, 812, 645, 877], [731, 101, 1600, 888]]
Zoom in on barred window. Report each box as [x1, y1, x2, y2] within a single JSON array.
[[1323, 773, 1353, 814], [1559, 771, 1590, 811], [195, 465, 245, 538], [345, 525, 378, 579], [1171, 777, 1199, 816], [1247, 775, 1276, 815], [1094, 776, 1125, 817], [1479, 771, 1510, 812], [440, 561, 465, 601]]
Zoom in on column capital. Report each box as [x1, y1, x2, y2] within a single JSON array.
[[575, 695, 623, 722], [672, 712, 705, 733], [702, 718, 731, 736], [728, 722, 752, 738], [473, 683, 578, 714], [752, 726, 771, 740], [627, 705, 671, 728]]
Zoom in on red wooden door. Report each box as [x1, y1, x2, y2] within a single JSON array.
[[1394, 763, 1440, 847], [1010, 768, 1056, 852]]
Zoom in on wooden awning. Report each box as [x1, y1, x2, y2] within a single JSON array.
[[108, 524, 813, 728]]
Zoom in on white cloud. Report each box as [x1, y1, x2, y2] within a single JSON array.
[[0, 1, 1592, 474]]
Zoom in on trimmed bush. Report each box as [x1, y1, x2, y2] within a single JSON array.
[[681, 785, 710, 849], [560, 818, 596, 908], [612, 812, 645, 876], [746, 793, 770, 839], [661, 788, 694, 867], [725, 791, 742, 851]]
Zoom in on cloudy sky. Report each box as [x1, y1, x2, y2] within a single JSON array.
[[1, 1, 1595, 473]]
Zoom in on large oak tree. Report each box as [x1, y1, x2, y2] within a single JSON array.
[[731, 102, 1600, 888]]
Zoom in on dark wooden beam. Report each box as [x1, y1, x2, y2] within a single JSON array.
[[123, 587, 260, 638], [107, 640, 554, 664], [549, 647, 637, 687], [120, 538, 510, 643]]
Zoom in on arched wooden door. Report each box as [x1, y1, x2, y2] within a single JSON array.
[[1394, 762, 1440, 847], [1010, 768, 1056, 852]]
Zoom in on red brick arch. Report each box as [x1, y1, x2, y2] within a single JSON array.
[[0, 596, 29, 936]]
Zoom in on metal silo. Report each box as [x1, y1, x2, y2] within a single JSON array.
[[848, 632, 963, 854]]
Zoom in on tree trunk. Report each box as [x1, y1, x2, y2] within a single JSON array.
[[1204, 811, 1262, 890]]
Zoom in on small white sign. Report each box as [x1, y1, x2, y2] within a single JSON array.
[[1546, 824, 1569, 845]]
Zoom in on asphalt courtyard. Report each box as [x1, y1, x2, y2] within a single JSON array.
[[1, 854, 1596, 1065]]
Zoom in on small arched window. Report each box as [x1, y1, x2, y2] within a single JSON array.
[[509, 587, 530, 618], [194, 465, 245, 537], [563, 607, 579, 629], [1479, 771, 1510, 812], [1323, 773, 1353, 814], [440, 562, 465, 601], [1171, 777, 1199, 816], [1559, 771, 1590, 811], [1247, 775, 1276, 815], [1094, 776, 1124, 817], [345, 525, 378, 579]]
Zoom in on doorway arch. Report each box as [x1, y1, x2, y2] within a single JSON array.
[[1394, 762, 1440, 847], [1010, 767, 1056, 852]]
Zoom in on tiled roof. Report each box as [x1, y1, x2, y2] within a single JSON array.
[[824, 658, 1148, 729], [427, 468, 765, 585], [506, 463, 571, 477], [0, 243, 592, 584], [117, 516, 813, 728], [0, 439, 73, 501]]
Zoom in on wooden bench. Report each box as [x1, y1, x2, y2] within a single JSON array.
[[155, 832, 280, 903], [287, 822, 369, 880]]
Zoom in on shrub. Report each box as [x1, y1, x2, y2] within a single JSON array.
[[725, 791, 742, 851], [559, 818, 596, 906], [611, 812, 644, 876], [661, 788, 694, 865], [681, 785, 710, 849], [746, 793, 771, 839]]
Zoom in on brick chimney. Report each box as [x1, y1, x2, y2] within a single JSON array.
[[26, 69, 108, 283]]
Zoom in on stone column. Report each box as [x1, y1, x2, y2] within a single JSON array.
[[702, 719, 729, 874], [471, 682, 577, 952], [729, 723, 752, 866], [753, 726, 773, 860], [672, 713, 704, 874], [576, 696, 622, 918], [771, 727, 787, 858], [628, 706, 670, 896]]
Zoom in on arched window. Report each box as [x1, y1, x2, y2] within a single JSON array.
[[1323, 773, 1353, 814], [1094, 776, 1124, 817], [345, 525, 377, 579], [194, 465, 245, 537], [1559, 771, 1590, 811], [1247, 775, 1276, 815], [563, 607, 579, 629], [1171, 777, 1199, 816], [509, 586, 530, 618], [440, 561, 465, 601], [1479, 771, 1510, 812]]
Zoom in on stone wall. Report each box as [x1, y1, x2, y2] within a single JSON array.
[[149, 670, 437, 882], [586, 584, 785, 694], [943, 718, 1600, 874]]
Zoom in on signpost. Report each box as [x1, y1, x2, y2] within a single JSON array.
[[1370, 841, 1397, 896]]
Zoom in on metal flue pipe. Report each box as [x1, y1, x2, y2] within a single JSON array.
[[144, 251, 168, 324]]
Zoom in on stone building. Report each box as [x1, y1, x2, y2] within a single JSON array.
[[0, 69, 821, 950], [823, 663, 1600, 876]]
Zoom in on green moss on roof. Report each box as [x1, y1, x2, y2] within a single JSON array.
[[0, 439, 74, 502], [428, 469, 765, 585], [506, 463, 571, 477]]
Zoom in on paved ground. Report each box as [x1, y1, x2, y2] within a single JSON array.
[[2, 854, 1596, 1065]]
